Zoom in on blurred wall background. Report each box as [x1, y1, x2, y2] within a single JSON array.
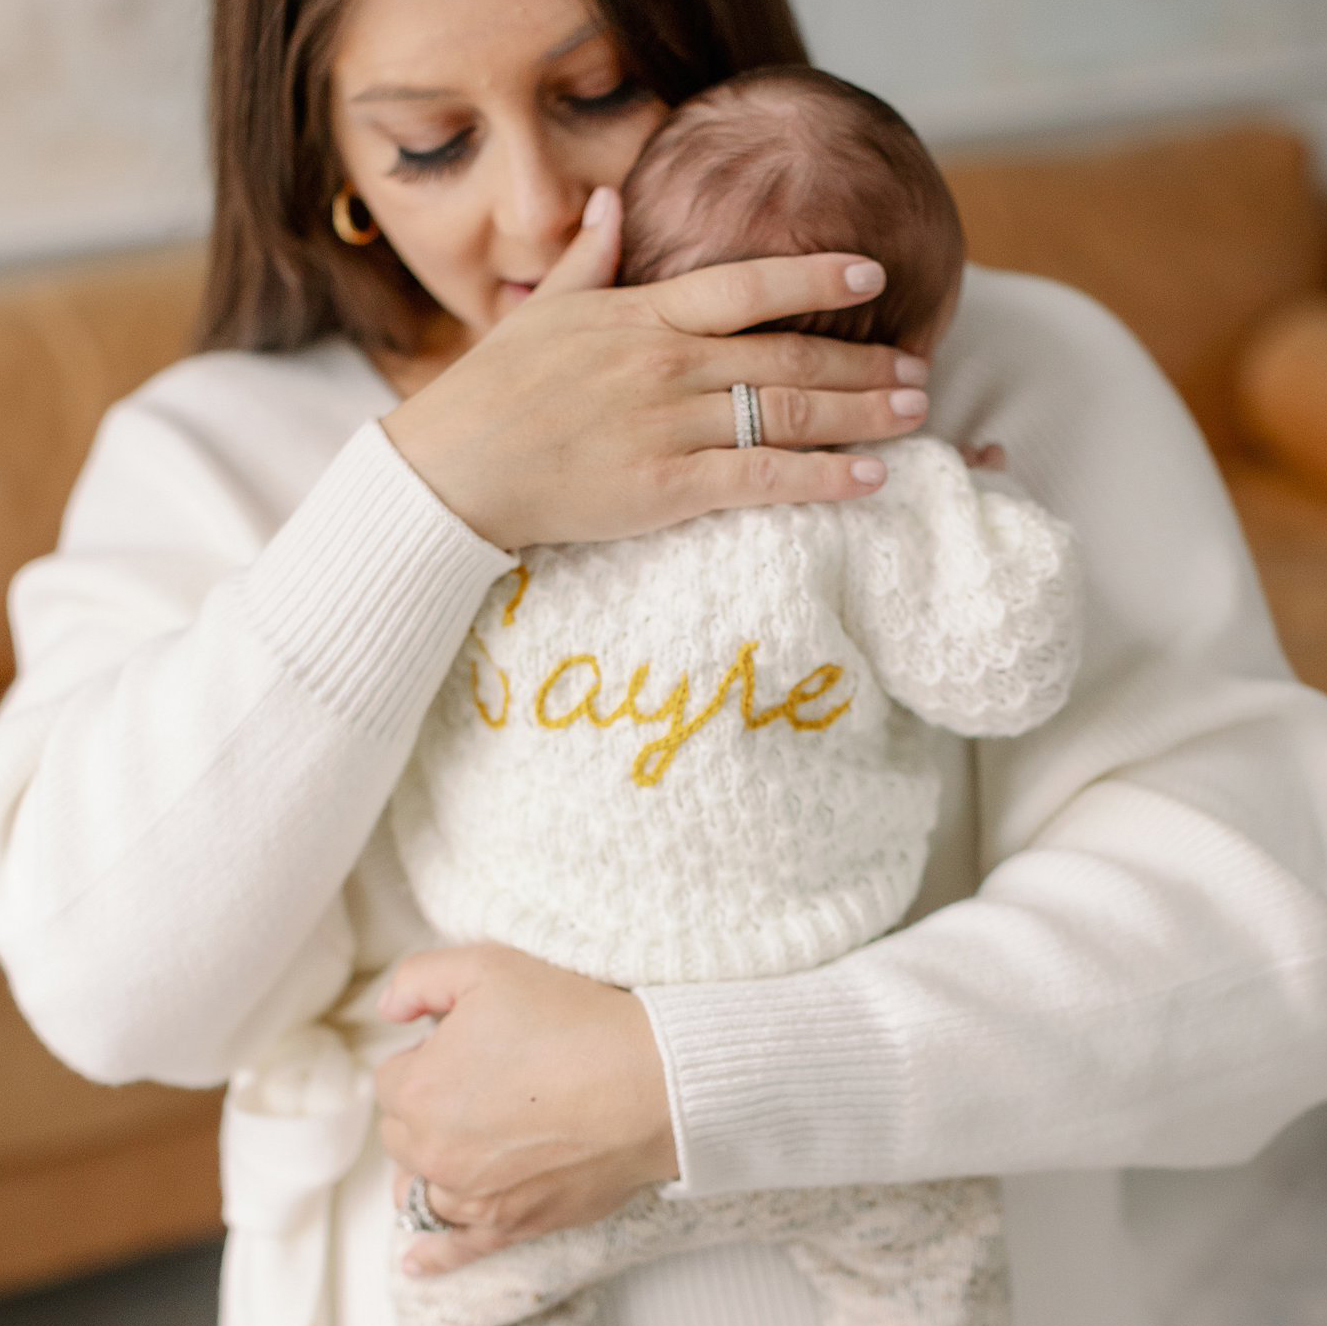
[[1, 0, 1325, 268], [807, 0, 1327, 148], [1, 0, 211, 266]]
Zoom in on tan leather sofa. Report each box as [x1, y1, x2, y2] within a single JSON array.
[[0, 247, 228, 1294], [1, 117, 1325, 1296]]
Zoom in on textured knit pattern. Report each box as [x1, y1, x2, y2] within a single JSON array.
[[389, 435, 1082, 988], [390, 1177, 1010, 1326]]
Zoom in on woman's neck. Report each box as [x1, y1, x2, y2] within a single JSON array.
[[369, 313, 473, 400]]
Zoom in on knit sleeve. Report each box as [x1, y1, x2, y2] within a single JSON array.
[[0, 364, 517, 1088], [636, 269, 1327, 1196], [839, 435, 1082, 737]]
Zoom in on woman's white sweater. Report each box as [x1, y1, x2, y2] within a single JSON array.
[[1, 265, 1325, 1326]]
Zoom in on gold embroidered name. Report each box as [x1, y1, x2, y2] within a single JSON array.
[[467, 567, 853, 787]]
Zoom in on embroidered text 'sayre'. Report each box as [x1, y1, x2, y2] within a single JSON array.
[[465, 567, 854, 786]]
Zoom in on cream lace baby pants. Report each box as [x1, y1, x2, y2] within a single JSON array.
[[390, 1174, 1010, 1326]]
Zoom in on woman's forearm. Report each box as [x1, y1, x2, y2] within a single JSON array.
[[639, 689, 1327, 1195], [0, 414, 516, 1088]]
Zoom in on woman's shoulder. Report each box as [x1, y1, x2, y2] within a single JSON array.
[[945, 265, 1160, 382], [62, 337, 400, 551], [116, 336, 395, 435], [931, 264, 1178, 440]]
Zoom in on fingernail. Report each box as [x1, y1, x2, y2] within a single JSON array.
[[890, 389, 928, 418], [895, 356, 929, 387], [845, 261, 885, 295], [851, 459, 886, 486], [582, 186, 612, 228], [403, 1257, 424, 1277]]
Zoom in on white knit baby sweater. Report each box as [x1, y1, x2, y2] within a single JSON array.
[[391, 437, 1080, 985]]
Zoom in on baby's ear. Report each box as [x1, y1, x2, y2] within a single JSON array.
[[907, 282, 962, 360], [957, 441, 1007, 471]]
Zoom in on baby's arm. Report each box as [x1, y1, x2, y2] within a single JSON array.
[[840, 435, 1082, 737]]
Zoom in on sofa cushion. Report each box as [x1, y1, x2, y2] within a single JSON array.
[[0, 978, 217, 1170], [943, 120, 1327, 456], [0, 244, 206, 694], [1236, 293, 1327, 498]]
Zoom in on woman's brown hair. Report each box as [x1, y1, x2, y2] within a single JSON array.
[[195, 0, 810, 355]]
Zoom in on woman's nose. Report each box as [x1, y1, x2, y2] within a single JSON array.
[[491, 130, 585, 249]]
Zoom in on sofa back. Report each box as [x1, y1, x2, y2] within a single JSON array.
[[943, 120, 1327, 453], [0, 245, 206, 694]]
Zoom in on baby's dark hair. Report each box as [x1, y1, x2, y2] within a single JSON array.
[[619, 66, 965, 354]]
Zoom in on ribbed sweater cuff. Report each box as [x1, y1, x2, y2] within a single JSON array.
[[635, 962, 911, 1199], [240, 420, 518, 741]]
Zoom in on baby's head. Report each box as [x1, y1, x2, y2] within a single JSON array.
[[619, 67, 965, 359]]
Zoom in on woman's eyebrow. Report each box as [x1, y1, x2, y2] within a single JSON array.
[[545, 19, 604, 62], [350, 20, 604, 104]]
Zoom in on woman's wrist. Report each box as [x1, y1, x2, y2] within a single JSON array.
[[381, 401, 522, 555], [633, 957, 909, 1199], [621, 989, 682, 1185], [243, 419, 517, 737]]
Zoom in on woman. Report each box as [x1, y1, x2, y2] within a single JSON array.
[[0, 1, 1324, 1324]]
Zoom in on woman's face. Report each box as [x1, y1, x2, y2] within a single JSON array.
[[331, 0, 670, 343]]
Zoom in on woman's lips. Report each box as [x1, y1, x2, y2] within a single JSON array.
[[502, 280, 538, 302]]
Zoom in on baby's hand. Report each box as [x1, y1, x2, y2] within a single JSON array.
[[958, 440, 1007, 471]]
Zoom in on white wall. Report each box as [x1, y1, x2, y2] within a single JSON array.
[[1, 0, 1325, 268], [795, 0, 1327, 147], [0, 0, 211, 265]]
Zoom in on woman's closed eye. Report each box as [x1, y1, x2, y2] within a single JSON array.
[[387, 77, 649, 183], [564, 75, 649, 118], [391, 132, 476, 183]]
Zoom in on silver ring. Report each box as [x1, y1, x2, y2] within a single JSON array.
[[731, 383, 763, 448], [397, 1173, 452, 1234]]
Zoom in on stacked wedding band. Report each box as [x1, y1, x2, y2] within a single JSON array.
[[731, 382, 764, 448], [398, 1174, 452, 1234]]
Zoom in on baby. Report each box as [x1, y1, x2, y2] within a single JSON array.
[[619, 64, 965, 356], [387, 66, 1082, 1326]]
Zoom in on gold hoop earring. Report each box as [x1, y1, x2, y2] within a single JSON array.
[[332, 183, 380, 246]]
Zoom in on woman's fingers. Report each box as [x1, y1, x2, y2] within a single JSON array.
[[392, 1165, 413, 1209], [699, 332, 929, 395], [378, 945, 491, 1022], [392, 1167, 632, 1278], [401, 1224, 511, 1277], [647, 253, 885, 337], [672, 384, 927, 452], [668, 444, 889, 519], [392, 1169, 513, 1275], [527, 187, 623, 300]]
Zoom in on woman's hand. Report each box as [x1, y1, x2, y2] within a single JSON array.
[[375, 943, 676, 1276], [381, 187, 930, 552]]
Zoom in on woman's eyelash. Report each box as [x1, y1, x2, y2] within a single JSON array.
[[390, 132, 474, 183], [566, 76, 646, 116], [387, 77, 646, 183]]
